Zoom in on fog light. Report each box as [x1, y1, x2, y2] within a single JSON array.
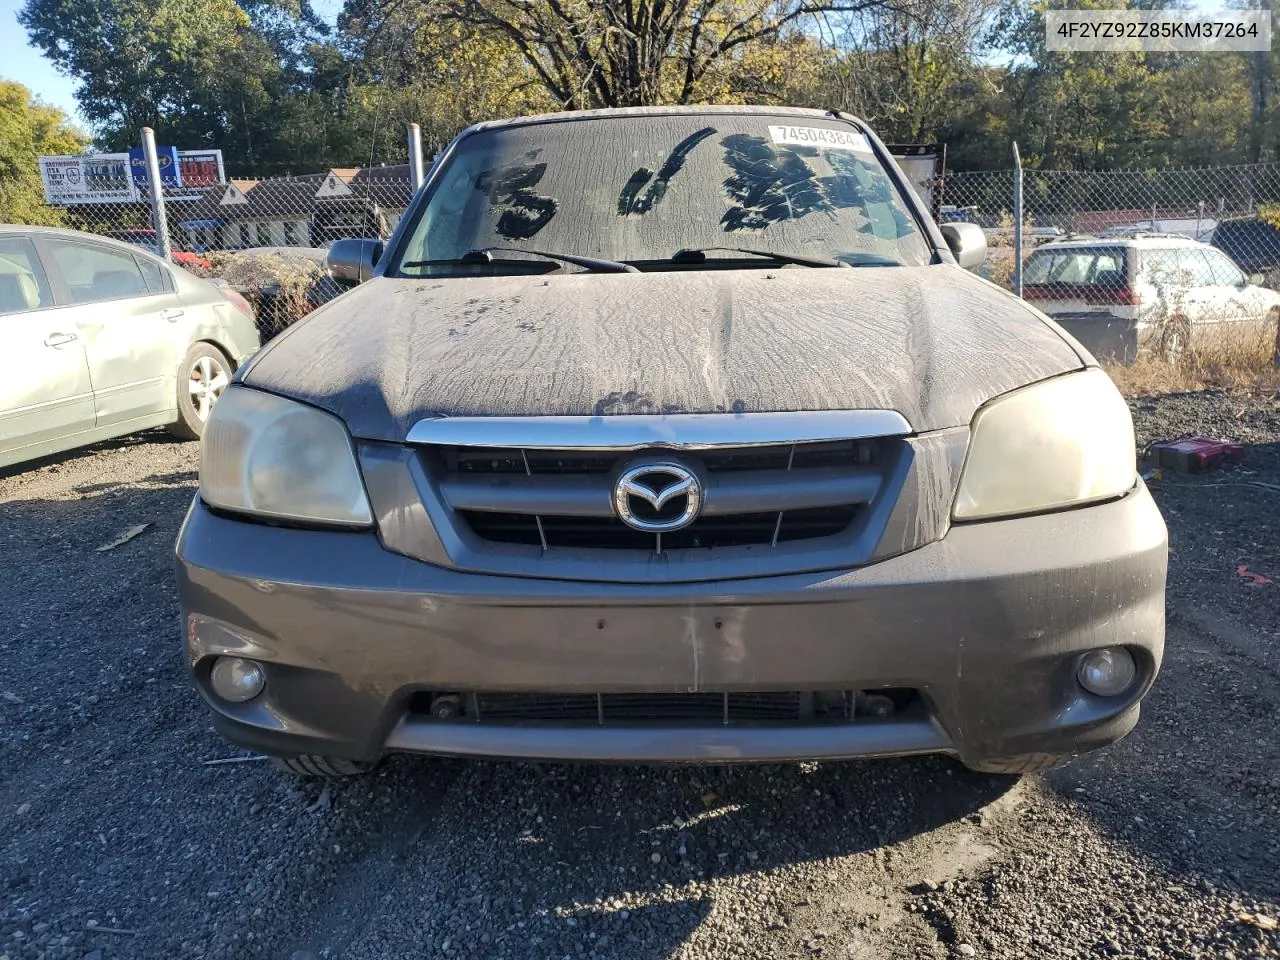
[[210, 657, 265, 703], [1076, 647, 1137, 697]]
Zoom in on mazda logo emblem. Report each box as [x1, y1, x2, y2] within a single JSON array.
[[613, 462, 702, 532]]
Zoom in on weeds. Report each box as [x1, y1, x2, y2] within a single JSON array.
[[1104, 319, 1280, 395], [208, 249, 331, 339]]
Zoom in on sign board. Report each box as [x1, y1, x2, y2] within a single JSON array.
[[168, 150, 227, 202], [38, 153, 134, 205], [177, 150, 225, 189], [39, 148, 226, 204], [129, 145, 182, 190]]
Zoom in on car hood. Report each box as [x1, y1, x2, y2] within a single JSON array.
[[242, 265, 1086, 440]]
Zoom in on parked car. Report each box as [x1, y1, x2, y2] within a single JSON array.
[[1209, 216, 1280, 278], [0, 225, 260, 469], [101, 229, 214, 276], [177, 106, 1166, 779], [1022, 232, 1280, 361]]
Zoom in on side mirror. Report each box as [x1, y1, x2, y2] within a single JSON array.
[[327, 237, 384, 285], [940, 222, 987, 270], [1248, 272, 1265, 286]]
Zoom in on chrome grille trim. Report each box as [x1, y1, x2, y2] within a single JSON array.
[[359, 412, 970, 584], [405, 410, 912, 450], [438, 465, 882, 517]]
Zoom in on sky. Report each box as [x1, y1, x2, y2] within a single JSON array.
[[0, 0, 83, 124], [0, 0, 346, 132]]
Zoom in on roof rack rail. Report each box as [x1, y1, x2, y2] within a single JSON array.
[[1099, 229, 1196, 240]]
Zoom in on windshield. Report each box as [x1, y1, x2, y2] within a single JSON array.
[[393, 115, 933, 273]]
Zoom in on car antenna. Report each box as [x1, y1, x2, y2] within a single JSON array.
[[359, 88, 389, 281]]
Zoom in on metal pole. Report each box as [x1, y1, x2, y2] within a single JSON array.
[[408, 123, 425, 191], [1012, 141, 1023, 298], [141, 127, 172, 260]]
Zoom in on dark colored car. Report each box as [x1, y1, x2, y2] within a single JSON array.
[[176, 106, 1166, 779], [1210, 217, 1280, 276]]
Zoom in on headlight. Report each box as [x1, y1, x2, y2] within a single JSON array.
[[200, 386, 373, 527], [953, 369, 1135, 521]]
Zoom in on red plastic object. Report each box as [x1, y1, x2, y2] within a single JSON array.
[[1149, 437, 1244, 474]]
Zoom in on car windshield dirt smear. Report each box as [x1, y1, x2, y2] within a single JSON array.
[[476, 156, 559, 240], [720, 134, 833, 230], [719, 135, 915, 238], [617, 126, 717, 216]]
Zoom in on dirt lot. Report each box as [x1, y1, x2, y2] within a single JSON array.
[[1, 389, 1278, 960]]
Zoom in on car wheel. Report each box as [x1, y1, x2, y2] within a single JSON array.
[[1267, 307, 1280, 368], [963, 752, 1074, 775], [169, 343, 232, 440], [1157, 313, 1191, 363], [270, 754, 376, 778]]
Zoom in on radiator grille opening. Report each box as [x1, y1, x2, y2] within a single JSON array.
[[408, 689, 921, 726], [459, 505, 860, 550]]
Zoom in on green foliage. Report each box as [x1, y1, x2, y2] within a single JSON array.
[[0, 80, 87, 225], [1259, 204, 1280, 231], [13, 0, 1280, 175]]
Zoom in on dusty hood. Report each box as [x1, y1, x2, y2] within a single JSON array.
[[242, 265, 1085, 440]]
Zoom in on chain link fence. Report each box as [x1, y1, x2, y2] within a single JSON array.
[[35, 167, 415, 339], [938, 162, 1280, 368], [26, 129, 1280, 368]]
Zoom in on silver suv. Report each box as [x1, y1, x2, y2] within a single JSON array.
[[176, 107, 1167, 777], [1023, 232, 1280, 362]]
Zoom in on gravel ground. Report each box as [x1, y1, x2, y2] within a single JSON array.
[[1, 389, 1278, 960]]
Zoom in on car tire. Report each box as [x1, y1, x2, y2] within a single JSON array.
[[1267, 307, 1280, 368], [270, 754, 376, 778], [963, 752, 1074, 775], [1156, 313, 1191, 364], [169, 342, 233, 440]]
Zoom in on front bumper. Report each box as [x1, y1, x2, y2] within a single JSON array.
[[176, 484, 1167, 768]]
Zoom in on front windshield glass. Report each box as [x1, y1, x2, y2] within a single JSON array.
[[394, 114, 933, 273]]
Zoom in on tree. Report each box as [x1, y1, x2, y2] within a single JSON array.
[[340, 0, 556, 150], [980, 0, 1253, 170], [818, 0, 1004, 143], [429, 0, 890, 108], [19, 0, 291, 157], [0, 80, 88, 225]]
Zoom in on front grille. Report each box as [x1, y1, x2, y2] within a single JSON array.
[[429, 438, 887, 555], [458, 505, 859, 549], [410, 690, 921, 726]]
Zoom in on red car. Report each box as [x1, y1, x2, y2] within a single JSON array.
[[102, 230, 213, 276]]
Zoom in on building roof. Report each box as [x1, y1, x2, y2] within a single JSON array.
[[172, 165, 414, 227]]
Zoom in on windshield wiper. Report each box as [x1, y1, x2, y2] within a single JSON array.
[[404, 246, 638, 274], [839, 253, 903, 267], [671, 247, 849, 268]]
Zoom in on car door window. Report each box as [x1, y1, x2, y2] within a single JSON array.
[[1203, 249, 1246, 286], [136, 257, 173, 293], [0, 237, 54, 314], [1139, 248, 1187, 288], [45, 240, 152, 304], [1176, 249, 1217, 288]]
